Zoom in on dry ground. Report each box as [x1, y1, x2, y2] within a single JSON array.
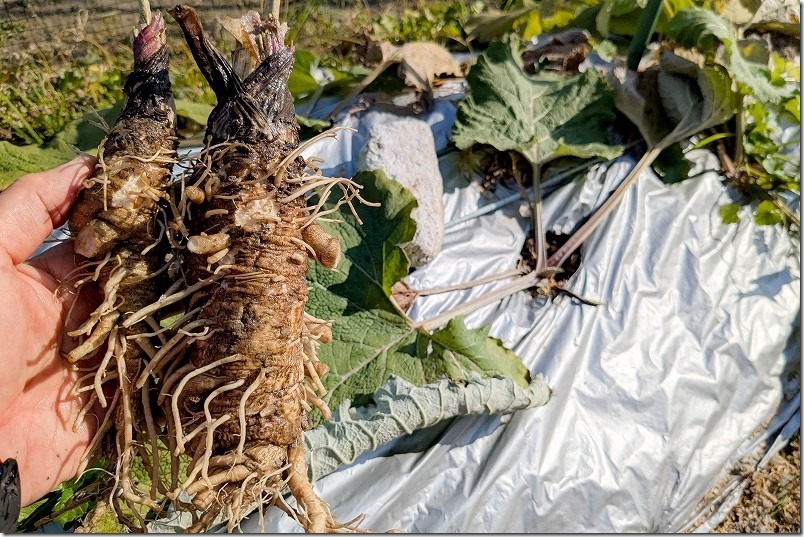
[[715, 432, 801, 533]]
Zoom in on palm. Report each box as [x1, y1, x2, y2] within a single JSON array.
[[0, 156, 101, 507]]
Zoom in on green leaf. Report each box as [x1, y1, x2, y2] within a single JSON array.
[[662, 60, 739, 148], [296, 114, 330, 139], [288, 50, 368, 101], [740, 0, 801, 35], [596, 0, 647, 37], [52, 498, 91, 528], [578, 0, 690, 37], [606, 52, 737, 153], [517, 10, 544, 39], [593, 39, 619, 62], [90, 509, 125, 533], [665, 6, 790, 104], [16, 494, 58, 531], [719, 203, 741, 224], [427, 317, 530, 385], [742, 98, 800, 194], [666, 6, 732, 49], [306, 170, 533, 413], [783, 95, 800, 122], [0, 102, 122, 189], [652, 142, 691, 184], [754, 199, 783, 225], [716, 0, 762, 24], [452, 40, 622, 165], [0, 143, 75, 189], [289, 50, 326, 98], [296, 115, 330, 130], [18, 461, 106, 530], [305, 373, 550, 482], [17, 497, 49, 523], [308, 170, 417, 314], [159, 311, 183, 329], [465, 2, 538, 42], [174, 99, 213, 126]]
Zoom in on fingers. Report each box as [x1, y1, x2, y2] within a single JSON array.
[[0, 155, 96, 265], [0, 355, 98, 506], [12, 242, 102, 389], [22, 239, 104, 331], [24, 240, 89, 291], [0, 266, 64, 411]]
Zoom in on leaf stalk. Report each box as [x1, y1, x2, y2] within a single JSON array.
[[626, 0, 664, 71], [413, 272, 541, 332]]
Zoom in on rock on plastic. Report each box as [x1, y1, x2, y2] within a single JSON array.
[[357, 112, 445, 266]]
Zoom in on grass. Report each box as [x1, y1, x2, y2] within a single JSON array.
[[0, 52, 125, 144], [0, 18, 210, 145], [0, 0, 488, 147]]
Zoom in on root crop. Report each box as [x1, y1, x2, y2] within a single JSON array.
[[61, 3, 366, 533]]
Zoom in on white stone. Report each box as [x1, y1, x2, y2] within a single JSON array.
[[356, 111, 444, 267]]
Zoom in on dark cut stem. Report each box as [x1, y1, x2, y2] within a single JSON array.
[[168, 5, 243, 100]]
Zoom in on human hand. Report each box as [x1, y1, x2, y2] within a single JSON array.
[[0, 155, 102, 507]]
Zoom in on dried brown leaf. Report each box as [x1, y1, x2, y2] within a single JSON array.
[[360, 37, 461, 92], [397, 41, 463, 92]]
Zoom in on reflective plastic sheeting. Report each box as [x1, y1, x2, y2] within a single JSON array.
[[245, 100, 800, 533]]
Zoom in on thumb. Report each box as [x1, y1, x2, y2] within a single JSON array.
[[0, 155, 96, 265]]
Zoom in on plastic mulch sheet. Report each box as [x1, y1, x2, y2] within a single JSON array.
[[246, 98, 800, 533], [30, 96, 798, 534]]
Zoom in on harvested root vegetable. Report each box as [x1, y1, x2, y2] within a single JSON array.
[[58, 3, 372, 531], [69, 11, 177, 261], [151, 5, 369, 532], [63, 5, 179, 522]]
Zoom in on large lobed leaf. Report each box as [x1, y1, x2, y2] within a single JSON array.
[[665, 6, 791, 104], [452, 40, 622, 165], [305, 373, 551, 482], [306, 170, 533, 414], [605, 52, 738, 153]]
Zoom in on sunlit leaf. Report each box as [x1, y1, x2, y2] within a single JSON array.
[[307, 171, 534, 414], [666, 6, 791, 103], [452, 40, 622, 165], [174, 99, 213, 126], [719, 203, 741, 224], [754, 199, 784, 225], [605, 51, 738, 152]]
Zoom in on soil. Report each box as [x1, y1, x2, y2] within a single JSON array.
[[715, 432, 801, 533], [520, 232, 582, 297], [475, 147, 532, 194]]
